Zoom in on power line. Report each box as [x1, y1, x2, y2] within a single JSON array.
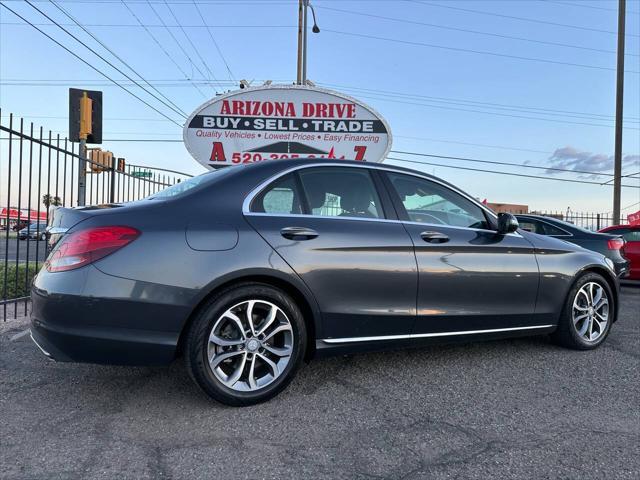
[[386, 156, 640, 189], [0, 113, 558, 155], [191, 0, 235, 82], [144, 0, 215, 93], [160, 0, 219, 86], [542, 1, 640, 16], [0, 1, 184, 127], [408, 0, 640, 38], [394, 135, 553, 155], [118, 0, 208, 97], [345, 91, 640, 130], [322, 29, 640, 74], [320, 82, 640, 123], [48, 0, 188, 117], [317, 5, 639, 58], [390, 150, 616, 177], [0, 21, 297, 27], [21, 0, 188, 121]]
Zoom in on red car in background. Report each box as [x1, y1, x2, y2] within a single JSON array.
[[599, 225, 640, 280]]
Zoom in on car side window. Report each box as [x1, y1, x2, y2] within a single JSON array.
[[518, 219, 544, 234], [386, 173, 489, 229], [298, 167, 383, 219], [251, 174, 303, 215], [541, 222, 569, 236], [621, 230, 640, 242]]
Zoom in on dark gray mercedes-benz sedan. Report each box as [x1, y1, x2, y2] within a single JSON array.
[[31, 159, 620, 405]]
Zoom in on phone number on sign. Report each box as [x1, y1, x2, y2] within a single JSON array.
[[230, 146, 367, 163], [232, 153, 334, 163]]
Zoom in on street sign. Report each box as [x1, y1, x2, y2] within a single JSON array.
[[69, 88, 103, 144], [131, 171, 152, 178], [183, 85, 392, 169]]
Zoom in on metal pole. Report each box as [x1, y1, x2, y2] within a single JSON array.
[[78, 138, 87, 206], [302, 0, 308, 84], [109, 157, 116, 203], [296, 0, 304, 85], [612, 0, 626, 225]]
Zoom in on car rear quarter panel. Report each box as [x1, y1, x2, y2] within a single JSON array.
[[70, 172, 323, 341]]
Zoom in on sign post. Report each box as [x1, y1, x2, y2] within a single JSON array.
[[183, 85, 392, 169]]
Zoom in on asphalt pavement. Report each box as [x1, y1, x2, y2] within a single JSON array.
[[0, 237, 48, 264], [1, 287, 638, 479]]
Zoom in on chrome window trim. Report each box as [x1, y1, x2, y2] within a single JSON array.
[[30, 331, 52, 358], [46, 226, 68, 235], [244, 211, 521, 236], [242, 161, 499, 223], [322, 324, 554, 344]]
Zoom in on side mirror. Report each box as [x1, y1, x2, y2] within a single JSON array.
[[497, 213, 519, 234]]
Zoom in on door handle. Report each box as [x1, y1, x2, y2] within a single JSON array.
[[280, 226, 319, 240], [420, 231, 449, 243]]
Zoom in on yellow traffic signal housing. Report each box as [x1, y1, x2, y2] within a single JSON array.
[[87, 148, 113, 172], [79, 91, 93, 140]]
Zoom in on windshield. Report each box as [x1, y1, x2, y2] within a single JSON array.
[[147, 168, 231, 200]]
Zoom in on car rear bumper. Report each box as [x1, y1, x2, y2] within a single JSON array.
[[614, 259, 630, 278], [30, 319, 178, 365], [30, 264, 196, 365]]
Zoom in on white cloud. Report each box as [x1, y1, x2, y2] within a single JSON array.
[[545, 146, 639, 179]]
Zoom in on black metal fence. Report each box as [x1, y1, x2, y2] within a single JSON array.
[[1, 111, 631, 322], [1, 111, 192, 321], [514, 210, 623, 231]]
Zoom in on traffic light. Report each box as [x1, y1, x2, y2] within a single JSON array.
[[69, 88, 102, 144], [87, 148, 113, 172], [117, 158, 125, 172]]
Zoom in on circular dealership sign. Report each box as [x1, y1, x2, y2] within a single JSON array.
[[183, 85, 392, 168]]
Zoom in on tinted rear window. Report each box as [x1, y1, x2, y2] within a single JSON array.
[[147, 168, 233, 200]]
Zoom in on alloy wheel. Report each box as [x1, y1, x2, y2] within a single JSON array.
[[572, 282, 609, 343], [207, 300, 294, 392]]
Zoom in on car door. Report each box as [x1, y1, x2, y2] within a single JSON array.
[[382, 172, 541, 335], [244, 165, 417, 341]]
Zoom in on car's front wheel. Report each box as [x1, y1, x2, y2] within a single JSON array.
[[551, 272, 614, 350], [185, 283, 306, 406]]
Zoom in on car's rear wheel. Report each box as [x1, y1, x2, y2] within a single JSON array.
[[185, 283, 306, 406], [551, 272, 614, 350]]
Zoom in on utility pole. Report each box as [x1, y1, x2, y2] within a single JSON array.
[[613, 0, 626, 225], [296, 0, 304, 85], [295, 0, 319, 85], [78, 91, 92, 206]]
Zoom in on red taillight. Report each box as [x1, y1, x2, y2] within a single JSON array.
[[607, 237, 624, 250], [45, 226, 140, 272]]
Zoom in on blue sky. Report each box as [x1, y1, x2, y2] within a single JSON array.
[[1, 0, 639, 214]]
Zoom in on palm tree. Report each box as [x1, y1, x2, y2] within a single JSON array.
[[42, 194, 62, 209]]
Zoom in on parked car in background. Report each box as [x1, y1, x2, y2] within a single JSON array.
[[31, 160, 620, 406], [18, 222, 48, 241], [12, 220, 30, 232], [515, 214, 629, 277], [599, 225, 639, 281]]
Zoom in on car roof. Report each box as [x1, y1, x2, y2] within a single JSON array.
[[222, 157, 464, 195]]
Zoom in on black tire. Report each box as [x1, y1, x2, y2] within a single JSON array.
[[551, 272, 614, 350], [185, 282, 307, 406]]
